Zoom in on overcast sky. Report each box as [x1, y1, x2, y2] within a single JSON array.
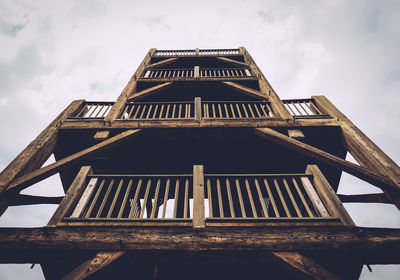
[[1, 0, 400, 279]]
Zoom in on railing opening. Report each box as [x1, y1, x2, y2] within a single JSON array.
[[70, 175, 193, 220], [202, 101, 274, 119], [204, 174, 327, 219], [283, 99, 330, 118], [71, 102, 113, 119], [118, 101, 194, 120]]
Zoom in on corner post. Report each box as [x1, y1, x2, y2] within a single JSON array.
[[193, 165, 205, 228]]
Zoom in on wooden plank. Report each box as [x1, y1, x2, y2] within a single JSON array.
[[146, 57, 178, 70], [86, 179, 106, 218], [71, 178, 98, 218], [222, 81, 268, 101], [272, 252, 341, 280], [6, 129, 142, 193], [216, 178, 224, 218], [255, 127, 400, 193], [313, 95, 400, 210], [194, 97, 202, 121], [107, 179, 124, 218], [207, 178, 213, 218], [306, 165, 355, 225], [301, 177, 330, 218], [194, 66, 200, 78], [235, 178, 246, 217], [47, 166, 92, 226], [118, 179, 133, 218], [225, 178, 235, 217], [193, 165, 205, 228], [216, 57, 248, 67], [60, 251, 125, 280], [254, 178, 268, 218], [161, 179, 170, 218], [338, 193, 392, 204], [127, 82, 173, 102], [1, 226, 400, 265], [0, 100, 85, 215], [287, 129, 304, 140], [291, 178, 314, 217], [105, 48, 156, 122], [245, 179, 257, 217], [263, 179, 279, 217], [93, 130, 110, 140]]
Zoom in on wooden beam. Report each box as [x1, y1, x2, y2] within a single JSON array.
[[272, 252, 341, 280], [240, 47, 292, 120], [222, 81, 268, 100], [193, 165, 205, 228], [126, 82, 172, 102], [216, 57, 248, 67], [338, 193, 392, 204], [0, 226, 400, 264], [61, 251, 125, 280], [288, 129, 305, 140], [313, 95, 400, 210], [104, 48, 156, 122], [93, 130, 110, 141], [48, 166, 92, 225], [7, 194, 63, 206], [146, 57, 178, 69], [6, 129, 142, 193], [0, 100, 85, 216], [255, 127, 400, 193]]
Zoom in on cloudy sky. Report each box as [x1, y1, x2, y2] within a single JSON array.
[[1, 0, 400, 279]]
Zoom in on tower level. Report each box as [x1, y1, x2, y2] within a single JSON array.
[[1, 47, 400, 279]]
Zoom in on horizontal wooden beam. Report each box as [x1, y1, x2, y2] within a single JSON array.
[[127, 82, 173, 102], [255, 128, 400, 193], [215, 57, 248, 67], [6, 129, 142, 193], [0, 226, 399, 264], [60, 118, 339, 130], [61, 251, 125, 280], [338, 193, 392, 204], [146, 58, 179, 69], [7, 194, 63, 206], [222, 81, 268, 100]]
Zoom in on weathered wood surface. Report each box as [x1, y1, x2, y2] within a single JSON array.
[[0, 100, 85, 215], [240, 47, 292, 120], [47, 166, 92, 226], [215, 57, 248, 67], [61, 118, 340, 130], [6, 129, 142, 193], [288, 129, 305, 140], [127, 82, 173, 102], [222, 81, 268, 100], [255, 127, 400, 193], [93, 130, 110, 140], [104, 48, 156, 122], [306, 165, 355, 226], [60, 251, 125, 280], [0, 226, 399, 264], [338, 193, 392, 204], [272, 252, 341, 280], [145, 57, 178, 69], [313, 95, 400, 210], [193, 165, 205, 228]]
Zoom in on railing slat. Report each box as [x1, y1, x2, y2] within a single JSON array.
[[161, 179, 170, 219], [235, 178, 246, 218], [245, 179, 257, 217], [263, 179, 279, 217], [118, 179, 133, 218], [226, 178, 235, 217], [216, 178, 224, 218], [273, 178, 291, 217]]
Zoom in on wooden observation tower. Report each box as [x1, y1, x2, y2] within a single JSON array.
[[1, 47, 400, 279]]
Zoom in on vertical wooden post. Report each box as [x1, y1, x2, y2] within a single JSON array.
[[194, 66, 200, 79], [306, 165, 355, 226], [105, 48, 156, 123], [313, 95, 400, 210], [194, 97, 202, 121], [0, 100, 85, 216], [193, 165, 205, 228], [47, 166, 92, 226], [239, 46, 292, 120], [195, 48, 199, 55]]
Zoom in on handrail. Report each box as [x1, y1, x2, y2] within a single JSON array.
[[154, 49, 240, 56]]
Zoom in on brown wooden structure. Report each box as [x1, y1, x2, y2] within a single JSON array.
[[1, 47, 400, 279]]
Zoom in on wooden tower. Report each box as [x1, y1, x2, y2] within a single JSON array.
[[1, 47, 400, 279]]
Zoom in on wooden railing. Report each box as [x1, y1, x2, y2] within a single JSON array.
[[205, 174, 328, 219], [202, 101, 274, 119], [118, 101, 194, 120], [68, 174, 193, 221], [64, 166, 340, 226], [283, 99, 330, 118], [141, 67, 253, 79], [70, 102, 113, 119], [154, 49, 240, 56]]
